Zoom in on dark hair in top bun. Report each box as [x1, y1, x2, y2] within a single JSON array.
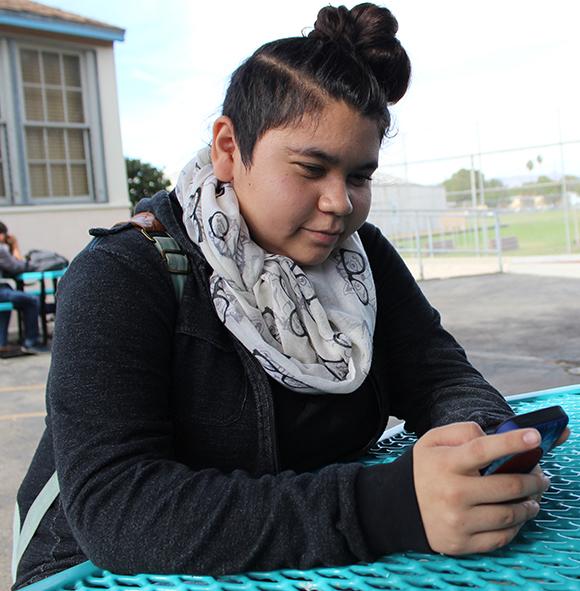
[[222, 3, 411, 166], [309, 3, 409, 104]]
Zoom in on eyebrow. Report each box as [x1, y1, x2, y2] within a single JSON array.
[[287, 147, 378, 171]]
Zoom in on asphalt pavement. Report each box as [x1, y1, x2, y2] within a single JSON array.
[[1, 267, 579, 588], [420, 273, 580, 395]]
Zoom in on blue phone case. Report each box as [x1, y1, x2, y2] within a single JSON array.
[[481, 406, 569, 475]]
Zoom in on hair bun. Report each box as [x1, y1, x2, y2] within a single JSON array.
[[309, 3, 410, 104]]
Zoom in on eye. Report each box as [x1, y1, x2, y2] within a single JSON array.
[[298, 163, 325, 178], [348, 173, 373, 187]]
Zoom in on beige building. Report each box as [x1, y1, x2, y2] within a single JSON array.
[[0, 0, 128, 259], [368, 178, 447, 239]]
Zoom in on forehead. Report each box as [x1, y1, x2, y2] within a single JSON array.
[[257, 101, 381, 165]]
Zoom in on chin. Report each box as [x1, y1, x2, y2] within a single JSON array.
[[268, 242, 333, 267], [293, 251, 333, 267]]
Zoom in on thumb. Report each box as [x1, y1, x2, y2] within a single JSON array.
[[419, 421, 485, 448]]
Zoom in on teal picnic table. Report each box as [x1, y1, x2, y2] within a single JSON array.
[[18, 384, 580, 591], [15, 269, 67, 345]]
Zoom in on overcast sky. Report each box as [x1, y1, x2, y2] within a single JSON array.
[[45, 0, 580, 185]]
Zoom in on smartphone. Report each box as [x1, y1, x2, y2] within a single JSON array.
[[480, 405, 569, 475]]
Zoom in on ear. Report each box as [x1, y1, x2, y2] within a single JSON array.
[[211, 116, 238, 182]]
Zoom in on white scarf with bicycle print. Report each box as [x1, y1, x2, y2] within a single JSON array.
[[176, 147, 376, 394]]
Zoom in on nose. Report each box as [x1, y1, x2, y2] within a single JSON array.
[[318, 178, 353, 216]]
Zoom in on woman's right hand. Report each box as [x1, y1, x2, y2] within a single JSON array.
[[413, 422, 553, 555]]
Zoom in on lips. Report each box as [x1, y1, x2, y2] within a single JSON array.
[[303, 228, 342, 246], [304, 227, 343, 236]]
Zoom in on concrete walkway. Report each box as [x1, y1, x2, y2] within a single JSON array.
[[506, 254, 580, 279], [404, 254, 580, 281], [1, 263, 579, 588]]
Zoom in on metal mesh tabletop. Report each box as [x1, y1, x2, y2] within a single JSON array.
[[24, 385, 580, 591]]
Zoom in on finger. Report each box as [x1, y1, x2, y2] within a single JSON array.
[[467, 470, 550, 504], [527, 466, 545, 503], [419, 422, 485, 448], [465, 499, 540, 535], [554, 426, 570, 447], [452, 428, 541, 473], [461, 525, 523, 555]]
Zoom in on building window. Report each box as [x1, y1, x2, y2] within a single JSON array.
[[0, 37, 105, 206], [19, 48, 92, 200]]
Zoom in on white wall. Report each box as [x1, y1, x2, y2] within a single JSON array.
[[0, 203, 130, 260], [368, 181, 447, 238], [370, 182, 447, 212], [95, 44, 128, 208]]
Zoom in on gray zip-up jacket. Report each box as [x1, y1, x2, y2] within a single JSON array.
[[14, 191, 514, 589], [0, 243, 27, 280]]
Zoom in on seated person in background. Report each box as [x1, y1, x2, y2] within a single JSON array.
[[0, 221, 45, 353]]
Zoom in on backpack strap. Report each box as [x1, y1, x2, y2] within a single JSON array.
[[12, 213, 191, 582], [129, 212, 190, 302], [12, 472, 59, 582]]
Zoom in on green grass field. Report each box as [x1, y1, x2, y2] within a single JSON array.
[[498, 210, 580, 255], [390, 209, 580, 257]]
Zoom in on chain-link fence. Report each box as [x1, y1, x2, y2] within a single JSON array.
[[370, 138, 580, 276], [368, 208, 506, 280]]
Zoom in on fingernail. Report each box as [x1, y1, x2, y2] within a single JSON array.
[[523, 430, 541, 445]]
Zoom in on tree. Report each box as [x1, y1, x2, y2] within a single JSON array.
[[521, 175, 560, 197], [519, 174, 580, 206], [482, 178, 511, 207], [442, 168, 482, 198], [126, 158, 171, 209], [442, 168, 507, 206], [442, 168, 580, 209]]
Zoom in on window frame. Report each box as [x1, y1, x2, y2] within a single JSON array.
[[0, 119, 10, 204], [0, 39, 13, 204], [0, 34, 107, 206]]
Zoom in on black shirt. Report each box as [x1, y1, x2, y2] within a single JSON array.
[[272, 376, 381, 472]]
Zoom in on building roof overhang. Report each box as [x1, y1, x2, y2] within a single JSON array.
[[0, 1, 124, 42]]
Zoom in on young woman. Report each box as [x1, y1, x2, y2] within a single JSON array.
[[13, 3, 567, 589]]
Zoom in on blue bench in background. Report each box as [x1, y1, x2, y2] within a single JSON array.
[[0, 301, 14, 312], [0, 301, 23, 351], [14, 269, 67, 345]]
